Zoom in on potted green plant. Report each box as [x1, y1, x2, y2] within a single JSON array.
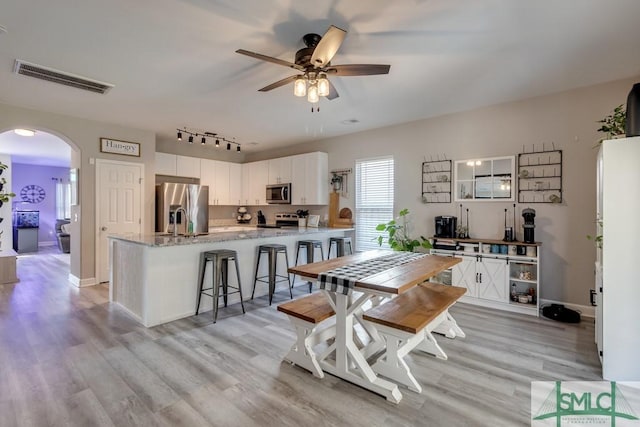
[[375, 208, 432, 252], [597, 104, 626, 143], [0, 162, 15, 207]]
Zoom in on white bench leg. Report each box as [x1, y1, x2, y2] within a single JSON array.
[[284, 316, 330, 378], [372, 332, 423, 393], [415, 329, 448, 360], [432, 310, 465, 339]]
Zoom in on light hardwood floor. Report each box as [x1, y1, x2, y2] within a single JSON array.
[[0, 247, 601, 426]]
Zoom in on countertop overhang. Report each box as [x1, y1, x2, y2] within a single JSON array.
[[108, 226, 354, 247]]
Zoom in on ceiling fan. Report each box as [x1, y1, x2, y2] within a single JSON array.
[[236, 25, 390, 109]]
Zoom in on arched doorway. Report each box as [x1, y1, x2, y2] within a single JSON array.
[[0, 128, 79, 279]]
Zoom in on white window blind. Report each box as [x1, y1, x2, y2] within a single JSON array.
[[355, 156, 394, 251]]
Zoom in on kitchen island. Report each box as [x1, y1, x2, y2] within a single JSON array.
[[108, 226, 353, 327]]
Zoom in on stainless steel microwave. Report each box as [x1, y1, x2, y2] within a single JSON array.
[[266, 183, 291, 204]]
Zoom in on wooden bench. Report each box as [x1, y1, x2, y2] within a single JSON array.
[[277, 292, 336, 378], [362, 282, 466, 393]]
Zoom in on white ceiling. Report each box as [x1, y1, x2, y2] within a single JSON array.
[[0, 130, 70, 167], [0, 0, 639, 158]]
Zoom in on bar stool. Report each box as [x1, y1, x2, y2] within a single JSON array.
[[196, 249, 245, 323], [251, 244, 292, 305], [328, 237, 353, 258], [292, 240, 325, 293]]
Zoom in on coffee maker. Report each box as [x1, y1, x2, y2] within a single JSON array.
[[435, 216, 457, 238], [522, 208, 536, 243]]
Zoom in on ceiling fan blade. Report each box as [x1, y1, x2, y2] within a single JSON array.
[[325, 64, 390, 76], [310, 25, 347, 68], [258, 75, 299, 92], [326, 80, 339, 100], [236, 49, 304, 71]]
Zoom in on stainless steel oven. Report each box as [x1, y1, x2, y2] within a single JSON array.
[[266, 183, 291, 204]]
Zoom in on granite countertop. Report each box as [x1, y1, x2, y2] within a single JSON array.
[[108, 226, 353, 247]]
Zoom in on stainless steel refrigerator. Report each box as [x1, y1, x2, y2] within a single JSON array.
[[155, 183, 209, 234]]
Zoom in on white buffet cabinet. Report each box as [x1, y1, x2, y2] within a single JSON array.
[[431, 237, 541, 316], [109, 226, 350, 327], [155, 151, 328, 206]]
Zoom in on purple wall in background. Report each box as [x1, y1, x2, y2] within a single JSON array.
[[12, 163, 69, 245]]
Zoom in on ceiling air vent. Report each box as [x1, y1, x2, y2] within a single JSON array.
[[13, 60, 114, 94]]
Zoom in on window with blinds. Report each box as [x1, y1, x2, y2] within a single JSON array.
[[355, 156, 394, 251]]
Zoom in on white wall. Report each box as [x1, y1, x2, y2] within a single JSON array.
[[247, 76, 640, 307], [0, 103, 155, 283]]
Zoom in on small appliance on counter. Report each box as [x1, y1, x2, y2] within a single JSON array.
[[275, 212, 299, 227], [256, 210, 280, 228], [435, 215, 457, 238], [522, 208, 536, 243], [236, 207, 252, 224]]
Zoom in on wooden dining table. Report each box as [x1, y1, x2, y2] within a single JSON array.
[[287, 250, 461, 403]]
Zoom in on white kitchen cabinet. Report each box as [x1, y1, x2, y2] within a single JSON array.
[[268, 157, 292, 184], [200, 159, 217, 205], [597, 137, 640, 380], [200, 159, 242, 205], [229, 163, 242, 205], [244, 160, 268, 205], [176, 155, 201, 178], [241, 164, 251, 205], [432, 238, 540, 316], [155, 152, 177, 176], [290, 152, 329, 205]]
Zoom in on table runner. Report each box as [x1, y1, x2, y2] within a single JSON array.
[[318, 252, 427, 295]]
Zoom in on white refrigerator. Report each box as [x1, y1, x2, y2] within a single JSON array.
[[596, 136, 640, 380]]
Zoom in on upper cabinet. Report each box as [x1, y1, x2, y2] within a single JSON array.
[[200, 159, 243, 205], [155, 152, 177, 176], [176, 155, 200, 178], [243, 160, 268, 205], [291, 152, 328, 205], [155, 153, 200, 178], [268, 157, 292, 184], [454, 156, 515, 201]]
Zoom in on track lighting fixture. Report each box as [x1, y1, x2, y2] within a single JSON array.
[[175, 128, 243, 152]]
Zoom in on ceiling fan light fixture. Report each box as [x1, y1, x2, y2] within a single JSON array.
[[294, 76, 307, 97], [307, 83, 319, 103], [317, 74, 329, 97], [14, 128, 35, 137]]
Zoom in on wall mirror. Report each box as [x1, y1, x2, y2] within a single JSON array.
[[454, 156, 515, 201]]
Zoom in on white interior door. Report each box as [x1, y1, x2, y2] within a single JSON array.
[[96, 160, 143, 283]]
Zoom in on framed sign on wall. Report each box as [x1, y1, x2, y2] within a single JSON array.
[[100, 138, 140, 157]]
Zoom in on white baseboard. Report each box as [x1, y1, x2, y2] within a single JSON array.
[[539, 298, 595, 319], [39, 241, 56, 247], [68, 274, 97, 287]]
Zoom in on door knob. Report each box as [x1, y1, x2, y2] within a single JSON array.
[[101, 226, 107, 231]]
